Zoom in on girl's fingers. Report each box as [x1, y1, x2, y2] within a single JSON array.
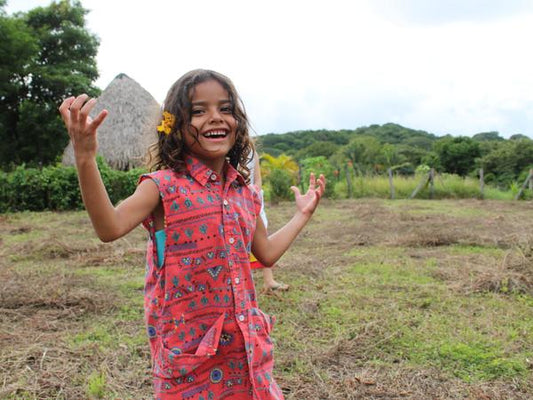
[[290, 186, 301, 197], [91, 109, 109, 130], [308, 173, 316, 191], [316, 175, 326, 198], [58, 97, 75, 124], [80, 98, 105, 130], [80, 97, 97, 119], [69, 94, 89, 123], [59, 94, 107, 134]]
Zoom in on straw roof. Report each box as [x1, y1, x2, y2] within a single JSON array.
[[62, 73, 160, 170]]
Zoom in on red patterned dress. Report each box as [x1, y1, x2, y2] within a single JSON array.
[[140, 155, 284, 400]]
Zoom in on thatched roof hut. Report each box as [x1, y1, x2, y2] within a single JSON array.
[[62, 73, 160, 170]]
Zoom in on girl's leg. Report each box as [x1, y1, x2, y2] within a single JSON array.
[[262, 267, 289, 291]]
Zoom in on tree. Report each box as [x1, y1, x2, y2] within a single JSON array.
[[0, 0, 100, 167], [472, 131, 503, 142], [259, 153, 299, 184], [295, 140, 339, 160], [268, 168, 294, 203], [0, 3, 37, 164], [509, 134, 531, 141], [477, 139, 533, 187], [343, 135, 381, 175], [432, 136, 480, 177], [299, 156, 336, 198], [260, 153, 299, 203]]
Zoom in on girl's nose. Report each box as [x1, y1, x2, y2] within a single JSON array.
[[209, 109, 223, 123]]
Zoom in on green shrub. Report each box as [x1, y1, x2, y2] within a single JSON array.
[[42, 165, 83, 210], [299, 156, 337, 198], [0, 159, 147, 212], [269, 168, 294, 203], [3, 165, 50, 211]]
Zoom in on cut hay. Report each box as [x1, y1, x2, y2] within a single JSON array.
[[469, 236, 533, 295], [62, 73, 160, 170]]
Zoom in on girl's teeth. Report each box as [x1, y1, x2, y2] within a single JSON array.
[[205, 131, 226, 137]]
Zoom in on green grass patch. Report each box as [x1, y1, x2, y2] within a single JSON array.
[[2, 201, 533, 399], [87, 370, 107, 399]]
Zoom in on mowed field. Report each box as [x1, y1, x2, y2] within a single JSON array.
[[1, 199, 532, 400]]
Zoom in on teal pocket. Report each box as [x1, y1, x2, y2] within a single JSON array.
[[155, 230, 166, 267]]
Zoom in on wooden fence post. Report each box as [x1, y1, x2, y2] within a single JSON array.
[[345, 164, 353, 198], [298, 163, 304, 192], [515, 169, 533, 200], [410, 171, 430, 199], [479, 168, 484, 200], [388, 168, 395, 199], [429, 168, 435, 199]]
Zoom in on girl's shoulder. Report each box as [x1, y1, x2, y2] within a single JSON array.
[[142, 169, 172, 180], [139, 169, 186, 193]]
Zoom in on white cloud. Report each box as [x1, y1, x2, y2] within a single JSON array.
[[5, 0, 533, 138]]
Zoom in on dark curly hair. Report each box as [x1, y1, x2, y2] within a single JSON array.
[[146, 69, 254, 183]]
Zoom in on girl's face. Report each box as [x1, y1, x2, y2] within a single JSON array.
[[184, 79, 237, 174]]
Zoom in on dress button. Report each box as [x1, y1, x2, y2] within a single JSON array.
[[210, 174, 217, 181], [238, 315, 245, 322], [235, 277, 240, 284], [223, 199, 229, 206], [228, 237, 235, 244]]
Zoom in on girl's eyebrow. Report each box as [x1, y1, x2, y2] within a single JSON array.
[[191, 99, 231, 106]]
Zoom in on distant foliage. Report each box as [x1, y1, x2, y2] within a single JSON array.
[[268, 168, 294, 203], [0, 157, 144, 212], [432, 136, 481, 177], [257, 124, 532, 189], [260, 153, 299, 204], [299, 156, 336, 198]]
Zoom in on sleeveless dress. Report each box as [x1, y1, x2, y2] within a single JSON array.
[[140, 155, 284, 400]]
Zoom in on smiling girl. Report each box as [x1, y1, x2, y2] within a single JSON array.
[[59, 69, 325, 399]]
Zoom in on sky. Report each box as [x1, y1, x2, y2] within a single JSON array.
[[6, 0, 533, 138]]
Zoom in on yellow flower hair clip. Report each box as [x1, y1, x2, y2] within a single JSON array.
[[157, 111, 175, 135]]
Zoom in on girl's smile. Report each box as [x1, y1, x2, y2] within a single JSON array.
[[185, 79, 237, 173]]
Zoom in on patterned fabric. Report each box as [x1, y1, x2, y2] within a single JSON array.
[[140, 155, 284, 400]]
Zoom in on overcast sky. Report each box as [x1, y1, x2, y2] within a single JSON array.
[[7, 0, 533, 138]]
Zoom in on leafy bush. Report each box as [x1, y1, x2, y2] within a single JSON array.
[[299, 156, 337, 198], [268, 168, 294, 203], [0, 159, 146, 212]]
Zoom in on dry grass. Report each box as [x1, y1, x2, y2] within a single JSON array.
[[1, 199, 533, 399]]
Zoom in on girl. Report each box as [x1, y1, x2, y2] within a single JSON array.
[[59, 69, 325, 400], [248, 151, 289, 291]]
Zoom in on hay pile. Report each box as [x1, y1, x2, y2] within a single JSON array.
[[62, 73, 160, 170]]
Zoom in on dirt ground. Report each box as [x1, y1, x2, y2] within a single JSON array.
[[1, 199, 532, 399]]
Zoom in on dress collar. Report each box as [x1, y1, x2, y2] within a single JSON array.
[[184, 155, 246, 187]]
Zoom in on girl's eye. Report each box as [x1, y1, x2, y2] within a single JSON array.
[[220, 106, 232, 113], [191, 109, 204, 115]]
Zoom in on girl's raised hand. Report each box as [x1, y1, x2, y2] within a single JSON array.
[[58, 94, 108, 162], [290, 173, 326, 216]]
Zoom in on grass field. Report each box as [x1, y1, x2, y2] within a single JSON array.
[[1, 199, 532, 399]]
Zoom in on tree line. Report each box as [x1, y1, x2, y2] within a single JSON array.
[[1, 1, 531, 197], [257, 125, 533, 190]]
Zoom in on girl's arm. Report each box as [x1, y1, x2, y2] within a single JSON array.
[[251, 173, 325, 266], [59, 95, 160, 242]]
